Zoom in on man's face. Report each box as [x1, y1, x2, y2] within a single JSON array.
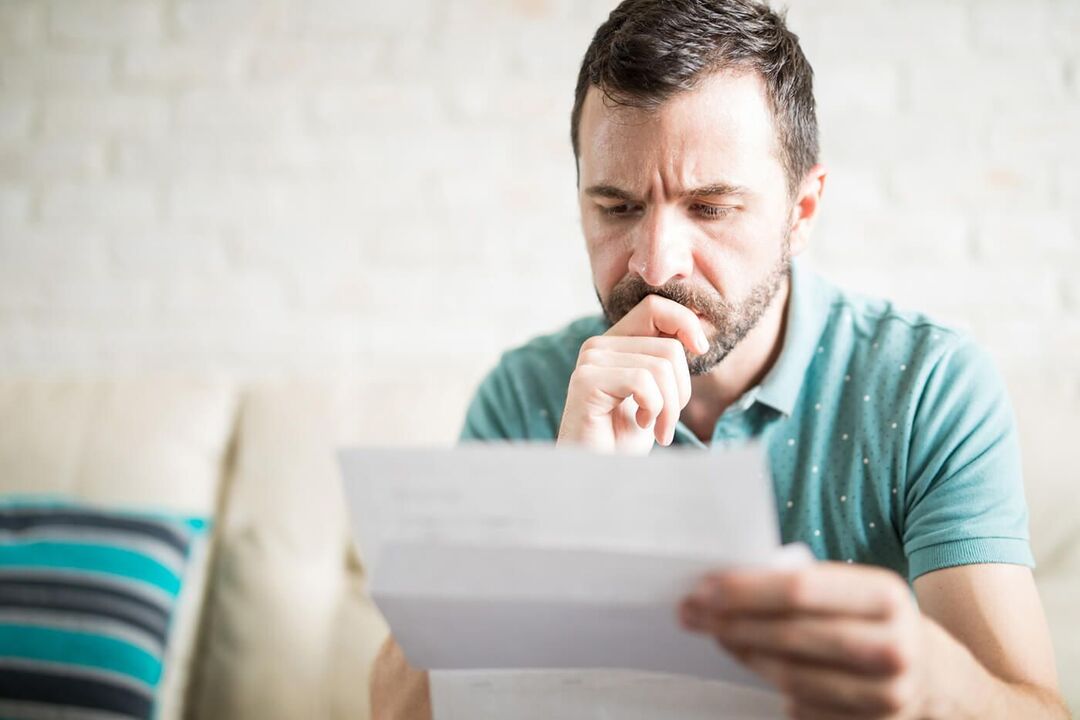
[[577, 70, 797, 374]]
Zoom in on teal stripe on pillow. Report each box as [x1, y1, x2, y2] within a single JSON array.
[[0, 625, 160, 686], [0, 499, 209, 720], [0, 544, 182, 596]]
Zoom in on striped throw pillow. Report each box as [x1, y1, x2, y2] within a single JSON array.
[[0, 499, 208, 720]]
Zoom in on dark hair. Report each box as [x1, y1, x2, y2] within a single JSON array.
[[570, 0, 818, 195]]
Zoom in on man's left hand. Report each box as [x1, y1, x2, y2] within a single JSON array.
[[679, 562, 949, 719]]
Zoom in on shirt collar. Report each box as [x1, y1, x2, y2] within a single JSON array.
[[752, 258, 834, 417]]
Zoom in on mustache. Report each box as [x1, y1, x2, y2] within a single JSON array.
[[603, 276, 730, 324]]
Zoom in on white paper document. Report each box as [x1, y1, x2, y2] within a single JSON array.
[[339, 443, 806, 719]]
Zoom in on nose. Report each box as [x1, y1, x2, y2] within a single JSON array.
[[627, 205, 693, 288]]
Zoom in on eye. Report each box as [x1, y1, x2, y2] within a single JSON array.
[[692, 203, 734, 219], [600, 203, 642, 218]]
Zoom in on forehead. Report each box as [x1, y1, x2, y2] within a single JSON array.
[[577, 69, 782, 189]]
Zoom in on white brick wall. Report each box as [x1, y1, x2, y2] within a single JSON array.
[[48, 0, 164, 45], [0, 0, 1077, 469]]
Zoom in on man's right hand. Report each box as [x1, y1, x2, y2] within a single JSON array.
[[371, 636, 432, 720], [557, 294, 709, 454]]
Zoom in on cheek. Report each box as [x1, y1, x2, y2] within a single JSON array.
[[693, 216, 784, 296], [583, 223, 631, 295]]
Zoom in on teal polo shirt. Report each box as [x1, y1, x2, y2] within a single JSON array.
[[460, 260, 1034, 582]]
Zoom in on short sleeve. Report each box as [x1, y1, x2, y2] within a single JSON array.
[[902, 338, 1033, 581], [458, 360, 527, 442]]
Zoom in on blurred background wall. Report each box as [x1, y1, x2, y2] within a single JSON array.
[[0, 0, 1077, 460]]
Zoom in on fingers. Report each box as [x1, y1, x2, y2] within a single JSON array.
[[741, 652, 919, 717], [559, 294, 706, 452], [688, 563, 912, 620], [577, 351, 681, 444], [782, 707, 861, 720], [692, 614, 909, 676], [370, 637, 433, 720], [580, 336, 691, 403], [608, 294, 710, 355], [570, 365, 665, 431], [576, 337, 691, 444]]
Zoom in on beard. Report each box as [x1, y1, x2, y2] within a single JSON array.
[[599, 239, 791, 376]]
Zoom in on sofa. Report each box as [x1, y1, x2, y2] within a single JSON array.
[[1, 377, 1077, 717]]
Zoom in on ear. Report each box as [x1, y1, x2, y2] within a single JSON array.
[[787, 163, 827, 256]]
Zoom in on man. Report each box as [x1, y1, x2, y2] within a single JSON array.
[[372, 1, 1068, 717]]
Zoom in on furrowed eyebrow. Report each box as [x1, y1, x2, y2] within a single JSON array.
[[685, 183, 747, 198], [583, 185, 639, 202], [584, 183, 747, 202]]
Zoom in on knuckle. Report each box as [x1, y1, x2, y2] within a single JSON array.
[[878, 577, 909, 618], [663, 336, 687, 358], [877, 642, 907, 676], [640, 353, 665, 374], [568, 367, 596, 395], [642, 294, 664, 311], [652, 360, 677, 392], [570, 364, 592, 382], [782, 573, 810, 608], [662, 347, 683, 368], [884, 634, 915, 674], [579, 348, 601, 367], [580, 336, 603, 354], [880, 677, 914, 714], [586, 385, 613, 406], [633, 368, 657, 396]]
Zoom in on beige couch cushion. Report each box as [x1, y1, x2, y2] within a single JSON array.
[[0, 377, 237, 720], [188, 381, 388, 720], [1013, 389, 1080, 710], [0, 378, 235, 512]]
